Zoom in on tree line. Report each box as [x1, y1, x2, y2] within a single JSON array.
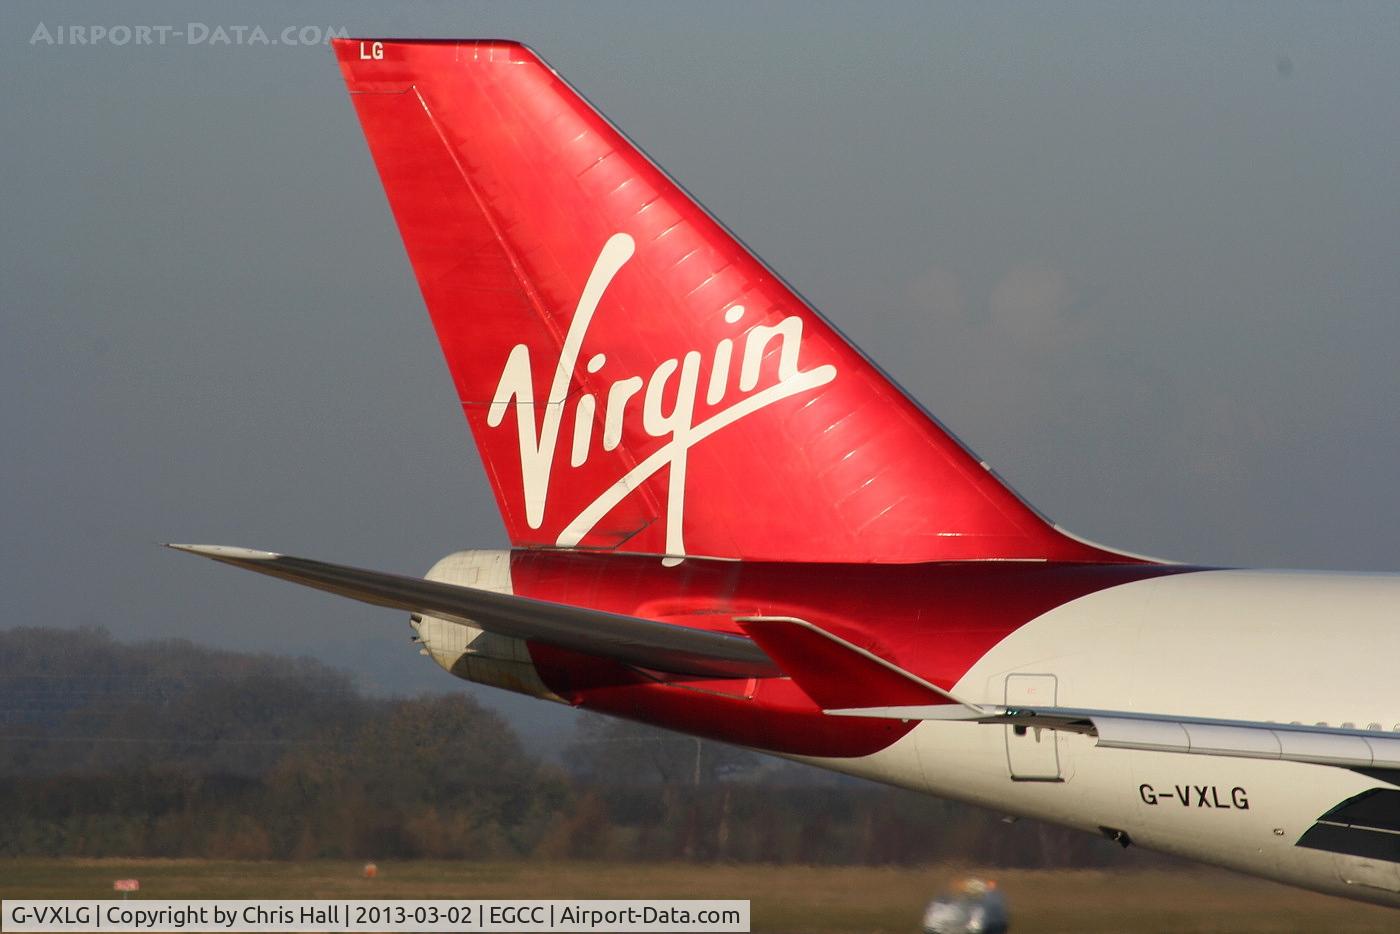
[[0, 626, 1149, 868]]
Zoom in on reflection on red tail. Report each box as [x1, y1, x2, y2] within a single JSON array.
[[334, 38, 1139, 566]]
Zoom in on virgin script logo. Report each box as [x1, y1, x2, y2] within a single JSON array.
[[486, 233, 837, 564]]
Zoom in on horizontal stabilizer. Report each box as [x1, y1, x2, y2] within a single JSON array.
[[736, 615, 985, 715], [838, 701, 1400, 773], [986, 708, 1400, 771], [167, 545, 778, 680]]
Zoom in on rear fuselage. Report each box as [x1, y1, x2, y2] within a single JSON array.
[[416, 550, 1400, 905]]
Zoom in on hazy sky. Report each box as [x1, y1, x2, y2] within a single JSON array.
[[3, 2, 1399, 735]]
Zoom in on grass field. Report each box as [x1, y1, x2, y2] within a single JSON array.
[[1, 859, 1395, 933]]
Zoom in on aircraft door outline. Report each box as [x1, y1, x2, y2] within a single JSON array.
[[1004, 672, 1063, 782]]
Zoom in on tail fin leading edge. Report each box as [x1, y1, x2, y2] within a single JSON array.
[[333, 38, 1134, 565]]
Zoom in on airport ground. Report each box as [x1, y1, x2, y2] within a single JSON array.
[[1, 859, 1395, 933]]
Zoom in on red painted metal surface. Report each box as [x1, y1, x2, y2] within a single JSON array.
[[334, 38, 1140, 566], [510, 552, 1187, 756], [738, 618, 951, 711]]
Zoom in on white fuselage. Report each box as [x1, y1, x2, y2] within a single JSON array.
[[798, 570, 1400, 905], [415, 554, 1400, 906]]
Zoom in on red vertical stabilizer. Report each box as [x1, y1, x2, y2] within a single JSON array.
[[334, 38, 1138, 565]]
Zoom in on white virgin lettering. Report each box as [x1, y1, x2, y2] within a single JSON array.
[[487, 232, 837, 563]]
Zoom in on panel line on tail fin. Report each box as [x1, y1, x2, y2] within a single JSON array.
[[410, 86, 558, 341]]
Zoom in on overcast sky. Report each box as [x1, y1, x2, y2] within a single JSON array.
[[3, 2, 1399, 736]]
